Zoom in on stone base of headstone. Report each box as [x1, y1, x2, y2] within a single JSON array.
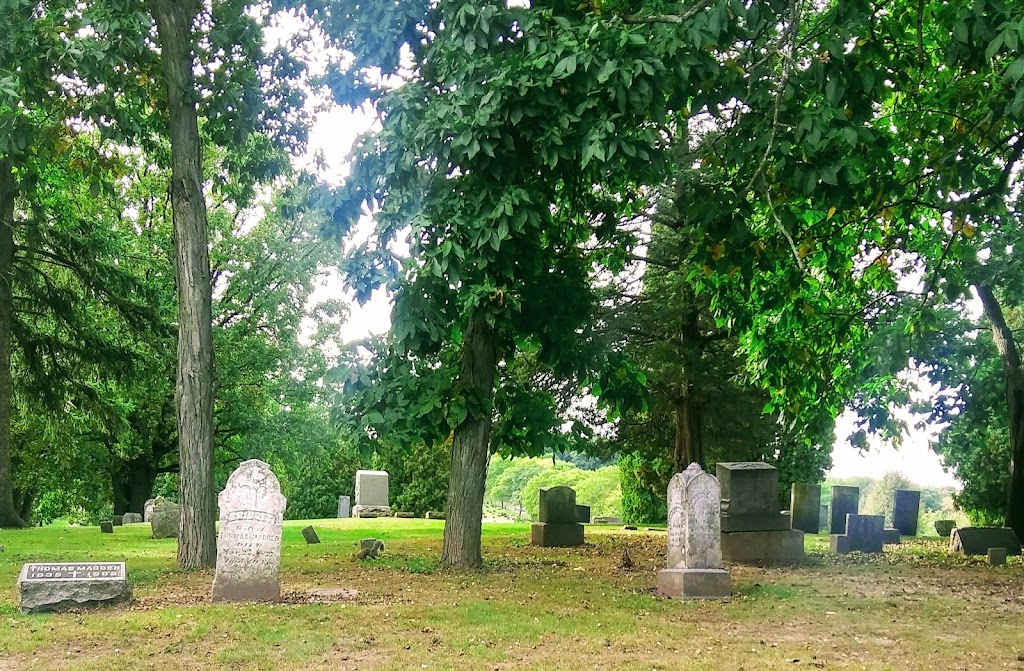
[[122, 513, 143, 524], [720, 511, 791, 533], [425, 511, 445, 519], [950, 527, 1021, 556], [721, 529, 804, 565], [657, 568, 731, 600], [883, 528, 901, 545], [393, 511, 416, 518], [18, 563, 131, 614], [592, 516, 622, 525], [301, 526, 321, 544], [934, 520, 955, 537], [530, 522, 584, 547], [830, 534, 851, 553], [353, 505, 391, 518], [988, 547, 1008, 566], [576, 504, 591, 524], [99, 521, 113, 534]]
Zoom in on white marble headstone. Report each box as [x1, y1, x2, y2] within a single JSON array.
[[211, 460, 286, 602], [355, 470, 389, 507], [666, 463, 723, 570]]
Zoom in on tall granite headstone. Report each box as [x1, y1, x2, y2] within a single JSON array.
[[892, 489, 920, 537], [353, 470, 391, 518], [211, 460, 286, 602], [337, 495, 351, 518], [790, 483, 821, 534], [658, 464, 731, 599], [830, 486, 859, 534], [143, 498, 156, 523], [150, 498, 180, 539], [530, 486, 585, 547], [717, 462, 803, 564]]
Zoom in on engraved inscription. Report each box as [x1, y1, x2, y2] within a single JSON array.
[[23, 563, 125, 581]]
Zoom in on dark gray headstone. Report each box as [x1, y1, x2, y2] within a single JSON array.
[[883, 527, 901, 545], [988, 547, 1007, 566], [790, 483, 821, 533], [934, 520, 955, 537], [538, 486, 577, 524], [846, 514, 884, 553], [717, 462, 790, 531], [99, 521, 113, 534], [111, 515, 123, 527], [576, 504, 591, 524], [301, 526, 321, 544], [892, 489, 920, 536], [122, 513, 143, 525], [950, 527, 1021, 556], [18, 562, 131, 614], [830, 486, 859, 534]]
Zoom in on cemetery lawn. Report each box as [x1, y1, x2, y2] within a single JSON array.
[[1, 521, 1022, 671]]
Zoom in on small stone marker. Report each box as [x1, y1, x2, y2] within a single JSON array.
[[934, 520, 955, 537], [143, 498, 156, 523], [150, 498, 180, 539], [393, 511, 416, 518], [790, 483, 821, 534], [892, 489, 920, 537], [830, 486, 860, 534], [988, 547, 1007, 566], [18, 562, 131, 614], [337, 495, 351, 518], [831, 514, 884, 554], [576, 504, 591, 524], [100, 521, 113, 533], [301, 526, 321, 544], [425, 511, 445, 519], [882, 527, 901, 545], [657, 463, 730, 599], [949, 527, 1021, 556], [530, 486, 585, 547], [111, 515, 123, 527], [211, 460, 286, 603], [122, 513, 143, 524], [353, 470, 391, 518], [592, 516, 622, 524]]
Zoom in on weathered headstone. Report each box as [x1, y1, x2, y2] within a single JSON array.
[[717, 462, 803, 564], [393, 511, 416, 518], [592, 516, 622, 524], [99, 521, 113, 534], [18, 562, 131, 614], [143, 498, 156, 523], [657, 464, 730, 599], [892, 489, 920, 537], [790, 483, 821, 534], [211, 460, 287, 603], [830, 486, 860, 534], [337, 495, 351, 518], [882, 527, 901, 545], [150, 498, 180, 539], [934, 520, 955, 537], [988, 547, 1008, 566], [301, 526, 321, 544], [950, 527, 1021, 556], [530, 486, 585, 547], [831, 514, 884, 554], [353, 470, 391, 518], [111, 515, 123, 527], [425, 511, 445, 519], [819, 503, 829, 531], [122, 513, 143, 525], [576, 504, 591, 524]]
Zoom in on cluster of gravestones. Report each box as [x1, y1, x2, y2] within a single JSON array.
[[334, 470, 444, 520]]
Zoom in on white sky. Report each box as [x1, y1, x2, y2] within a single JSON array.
[[306, 101, 962, 490]]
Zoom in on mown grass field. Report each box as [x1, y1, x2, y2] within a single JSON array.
[[1, 519, 1022, 670]]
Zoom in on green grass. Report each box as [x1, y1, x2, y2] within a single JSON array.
[[1, 520, 1022, 670]]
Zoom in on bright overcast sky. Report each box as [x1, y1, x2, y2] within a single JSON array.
[[307, 101, 962, 491]]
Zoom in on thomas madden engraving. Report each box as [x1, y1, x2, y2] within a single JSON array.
[[18, 562, 131, 613]]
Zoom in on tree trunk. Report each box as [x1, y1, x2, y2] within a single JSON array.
[[0, 158, 26, 528], [976, 283, 1024, 538], [441, 312, 498, 569], [672, 288, 705, 473], [150, 0, 217, 570], [111, 453, 159, 515]]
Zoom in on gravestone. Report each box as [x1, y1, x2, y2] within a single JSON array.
[[18, 562, 131, 614], [122, 513, 143, 524], [143, 498, 156, 522], [337, 495, 351, 518], [211, 460, 286, 603], [576, 504, 591, 524], [819, 504, 829, 531], [99, 521, 113, 534], [934, 520, 955, 537], [790, 483, 821, 534], [150, 498, 180, 539], [657, 463, 730, 599], [988, 547, 1007, 566], [892, 489, 920, 537], [530, 486, 585, 547], [301, 526, 321, 544], [717, 462, 803, 564], [353, 470, 391, 518], [592, 516, 622, 524], [949, 527, 1021, 556], [883, 527, 901, 545], [830, 486, 860, 534], [831, 514, 884, 554], [393, 511, 416, 518], [111, 515, 123, 526], [425, 511, 445, 519]]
